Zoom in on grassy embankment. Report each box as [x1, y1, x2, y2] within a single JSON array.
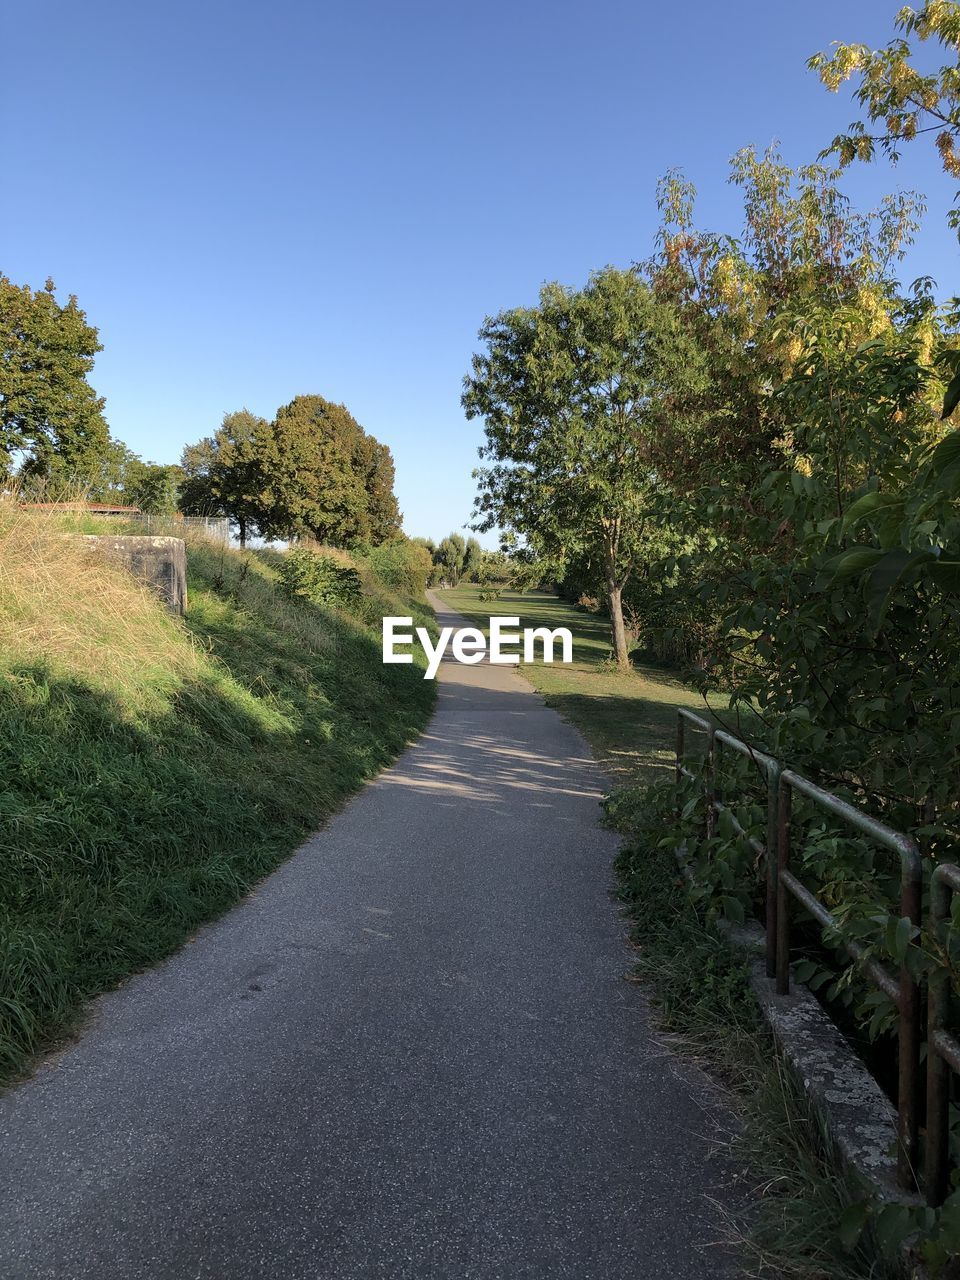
[[0, 507, 435, 1085], [438, 583, 719, 784]]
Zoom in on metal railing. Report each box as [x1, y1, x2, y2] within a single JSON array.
[[775, 770, 922, 1187], [674, 708, 951, 1198]]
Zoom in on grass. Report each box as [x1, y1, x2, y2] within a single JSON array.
[[0, 505, 436, 1085], [439, 583, 722, 784]]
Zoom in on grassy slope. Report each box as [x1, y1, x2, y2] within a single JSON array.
[[439, 584, 717, 785], [0, 520, 435, 1083]]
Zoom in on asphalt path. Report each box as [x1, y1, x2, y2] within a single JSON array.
[[0, 591, 742, 1278]]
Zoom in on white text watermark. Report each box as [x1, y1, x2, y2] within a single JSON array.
[[382, 617, 573, 680]]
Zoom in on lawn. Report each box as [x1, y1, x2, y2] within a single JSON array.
[[438, 584, 720, 785]]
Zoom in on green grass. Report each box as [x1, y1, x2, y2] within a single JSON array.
[[0, 527, 435, 1085], [439, 584, 720, 783]]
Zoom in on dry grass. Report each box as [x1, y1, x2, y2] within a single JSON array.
[[0, 496, 204, 712]]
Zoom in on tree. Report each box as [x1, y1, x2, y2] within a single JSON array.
[[81, 443, 181, 511], [124, 459, 181, 513], [809, 3, 960, 236], [356, 430, 403, 545], [644, 149, 923, 498], [0, 275, 110, 485], [262, 395, 401, 546], [179, 410, 271, 546], [463, 267, 704, 669], [462, 536, 484, 581], [434, 533, 466, 585]]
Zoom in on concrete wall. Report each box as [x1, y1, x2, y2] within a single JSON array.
[[81, 536, 188, 615]]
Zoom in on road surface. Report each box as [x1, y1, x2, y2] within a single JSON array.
[[0, 592, 741, 1278]]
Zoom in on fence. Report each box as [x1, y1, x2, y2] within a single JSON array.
[[675, 708, 957, 1203], [133, 514, 231, 543]]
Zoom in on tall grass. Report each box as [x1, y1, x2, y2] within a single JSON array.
[[0, 501, 436, 1084]]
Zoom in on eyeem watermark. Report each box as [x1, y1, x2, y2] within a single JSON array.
[[383, 616, 573, 680]]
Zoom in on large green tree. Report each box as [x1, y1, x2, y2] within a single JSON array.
[[463, 267, 704, 669], [0, 275, 110, 485], [179, 410, 272, 546], [263, 396, 401, 546]]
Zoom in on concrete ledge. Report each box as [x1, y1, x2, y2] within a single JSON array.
[[80, 536, 187, 614], [748, 955, 904, 1199]]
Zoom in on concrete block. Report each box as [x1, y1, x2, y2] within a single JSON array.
[[80, 535, 188, 614]]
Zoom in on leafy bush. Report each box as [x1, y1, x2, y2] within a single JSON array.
[[277, 547, 363, 611], [364, 537, 433, 597]]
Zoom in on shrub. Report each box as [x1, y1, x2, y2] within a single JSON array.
[[277, 548, 362, 611], [364, 538, 432, 597]]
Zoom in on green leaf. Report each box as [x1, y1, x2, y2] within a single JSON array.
[[719, 895, 745, 924], [822, 546, 885, 583], [837, 1201, 870, 1250], [928, 559, 960, 591], [840, 490, 900, 533], [929, 428, 960, 495], [865, 547, 938, 623], [942, 370, 960, 419], [894, 915, 915, 961]]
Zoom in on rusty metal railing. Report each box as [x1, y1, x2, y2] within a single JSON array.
[[674, 710, 929, 1194], [925, 863, 960, 1206], [776, 770, 922, 1188]]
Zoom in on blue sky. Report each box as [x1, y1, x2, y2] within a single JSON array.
[[3, 1, 956, 543]]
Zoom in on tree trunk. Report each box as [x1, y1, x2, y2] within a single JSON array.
[[238, 518, 246, 549], [607, 578, 631, 672]]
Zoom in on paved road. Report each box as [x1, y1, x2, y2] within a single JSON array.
[[0, 593, 741, 1279]]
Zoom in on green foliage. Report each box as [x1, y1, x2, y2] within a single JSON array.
[[463, 266, 707, 669], [465, 120, 960, 1237], [276, 547, 363, 611], [0, 275, 111, 486], [179, 409, 272, 545], [614, 767, 960, 1269], [122, 458, 181, 513], [363, 537, 433, 597], [434, 532, 466, 584], [179, 398, 403, 549], [264, 395, 401, 546]]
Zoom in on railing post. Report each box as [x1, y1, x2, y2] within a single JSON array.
[[705, 724, 716, 843], [764, 762, 780, 981], [675, 713, 684, 819], [776, 776, 792, 995], [897, 838, 922, 1190], [925, 867, 952, 1205]]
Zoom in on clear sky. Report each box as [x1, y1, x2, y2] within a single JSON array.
[[3, 1, 956, 544]]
